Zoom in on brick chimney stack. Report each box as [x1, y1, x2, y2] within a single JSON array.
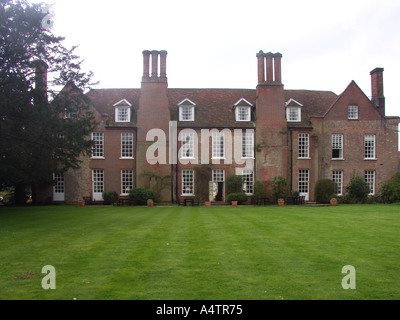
[[142, 50, 167, 83], [256, 51, 282, 84], [370, 67, 385, 115]]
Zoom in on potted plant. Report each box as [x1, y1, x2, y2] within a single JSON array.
[[278, 198, 285, 206], [330, 198, 337, 206], [147, 199, 154, 207], [231, 201, 238, 207], [78, 199, 85, 207], [205, 201, 211, 207]]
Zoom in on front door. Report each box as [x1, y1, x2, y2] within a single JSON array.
[[92, 169, 104, 201], [53, 173, 65, 201], [298, 169, 309, 201]]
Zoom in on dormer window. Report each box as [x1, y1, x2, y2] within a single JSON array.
[[234, 98, 252, 122], [285, 99, 303, 122], [113, 99, 132, 123], [178, 99, 196, 121]]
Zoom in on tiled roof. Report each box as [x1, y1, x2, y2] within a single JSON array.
[[168, 88, 256, 128], [86, 88, 141, 126], [85, 87, 338, 128]]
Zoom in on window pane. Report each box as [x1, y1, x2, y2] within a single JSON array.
[[298, 169, 309, 194], [212, 169, 224, 182], [212, 132, 224, 158], [364, 134, 375, 159], [242, 169, 254, 194], [121, 132, 133, 158], [117, 107, 129, 122], [181, 132, 194, 158], [92, 132, 104, 157], [365, 170, 375, 195], [332, 170, 343, 195], [92, 169, 104, 193], [180, 106, 194, 121], [332, 134, 343, 159], [348, 105, 358, 119], [237, 107, 250, 121], [242, 131, 254, 158], [121, 169, 133, 195], [298, 133, 309, 158], [182, 170, 194, 195]]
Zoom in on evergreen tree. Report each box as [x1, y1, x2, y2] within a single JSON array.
[[0, 0, 98, 204]]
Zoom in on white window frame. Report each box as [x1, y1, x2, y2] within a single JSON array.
[[242, 169, 254, 195], [115, 107, 130, 122], [242, 131, 254, 158], [212, 169, 225, 182], [348, 105, 358, 120], [121, 169, 133, 196], [286, 107, 301, 122], [212, 132, 225, 159], [364, 134, 376, 159], [332, 134, 343, 159], [235, 106, 251, 122], [180, 131, 195, 159], [365, 170, 375, 195], [64, 106, 76, 119], [121, 132, 134, 159], [298, 133, 310, 159], [179, 105, 195, 121], [182, 169, 194, 196], [332, 170, 343, 196], [91, 132, 104, 158]]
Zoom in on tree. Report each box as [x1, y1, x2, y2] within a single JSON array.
[[314, 179, 337, 204], [0, 0, 98, 204]]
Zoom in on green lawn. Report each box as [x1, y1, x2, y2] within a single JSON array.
[[0, 204, 399, 300]]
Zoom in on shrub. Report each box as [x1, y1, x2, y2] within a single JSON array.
[[227, 193, 248, 204], [271, 176, 288, 200], [381, 171, 400, 203], [345, 175, 370, 203], [226, 175, 244, 195], [102, 191, 118, 205], [254, 181, 268, 200], [314, 179, 337, 204], [128, 187, 157, 205]]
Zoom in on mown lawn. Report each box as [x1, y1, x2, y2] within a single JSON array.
[[0, 204, 399, 300]]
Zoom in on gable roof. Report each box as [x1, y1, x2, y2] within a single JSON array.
[[284, 90, 338, 117]]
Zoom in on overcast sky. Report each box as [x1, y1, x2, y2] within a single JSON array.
[[36, 0, 400, 116]]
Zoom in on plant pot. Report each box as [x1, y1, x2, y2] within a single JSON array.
[[231, 201, 238, 207], [78, 201, 85, 207], [205, 201, 211, 207], [330, 200, 337, 206], [278, 200, 284, 206]]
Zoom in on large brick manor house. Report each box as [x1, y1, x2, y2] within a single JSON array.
[[40, 50, 400, 203]]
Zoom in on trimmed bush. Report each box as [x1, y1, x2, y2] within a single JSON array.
[[227, 193, 248, 204], [315, 179, 337, 204], [345, 175, 370, 203], [271, 176, 288, 200], [102, 191, 118, 205], [128, 187, 157, 205], [226, 175, 244, 195]]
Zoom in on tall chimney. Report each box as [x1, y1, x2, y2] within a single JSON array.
[[256, 51, 265, 83], [159, 50, 167, 78], [151, 50, 159, 78], [370, 68, 385, 114], [256, 51, 282, 84], [34, 60, 48, 105], [142, 50, 151, 80]]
